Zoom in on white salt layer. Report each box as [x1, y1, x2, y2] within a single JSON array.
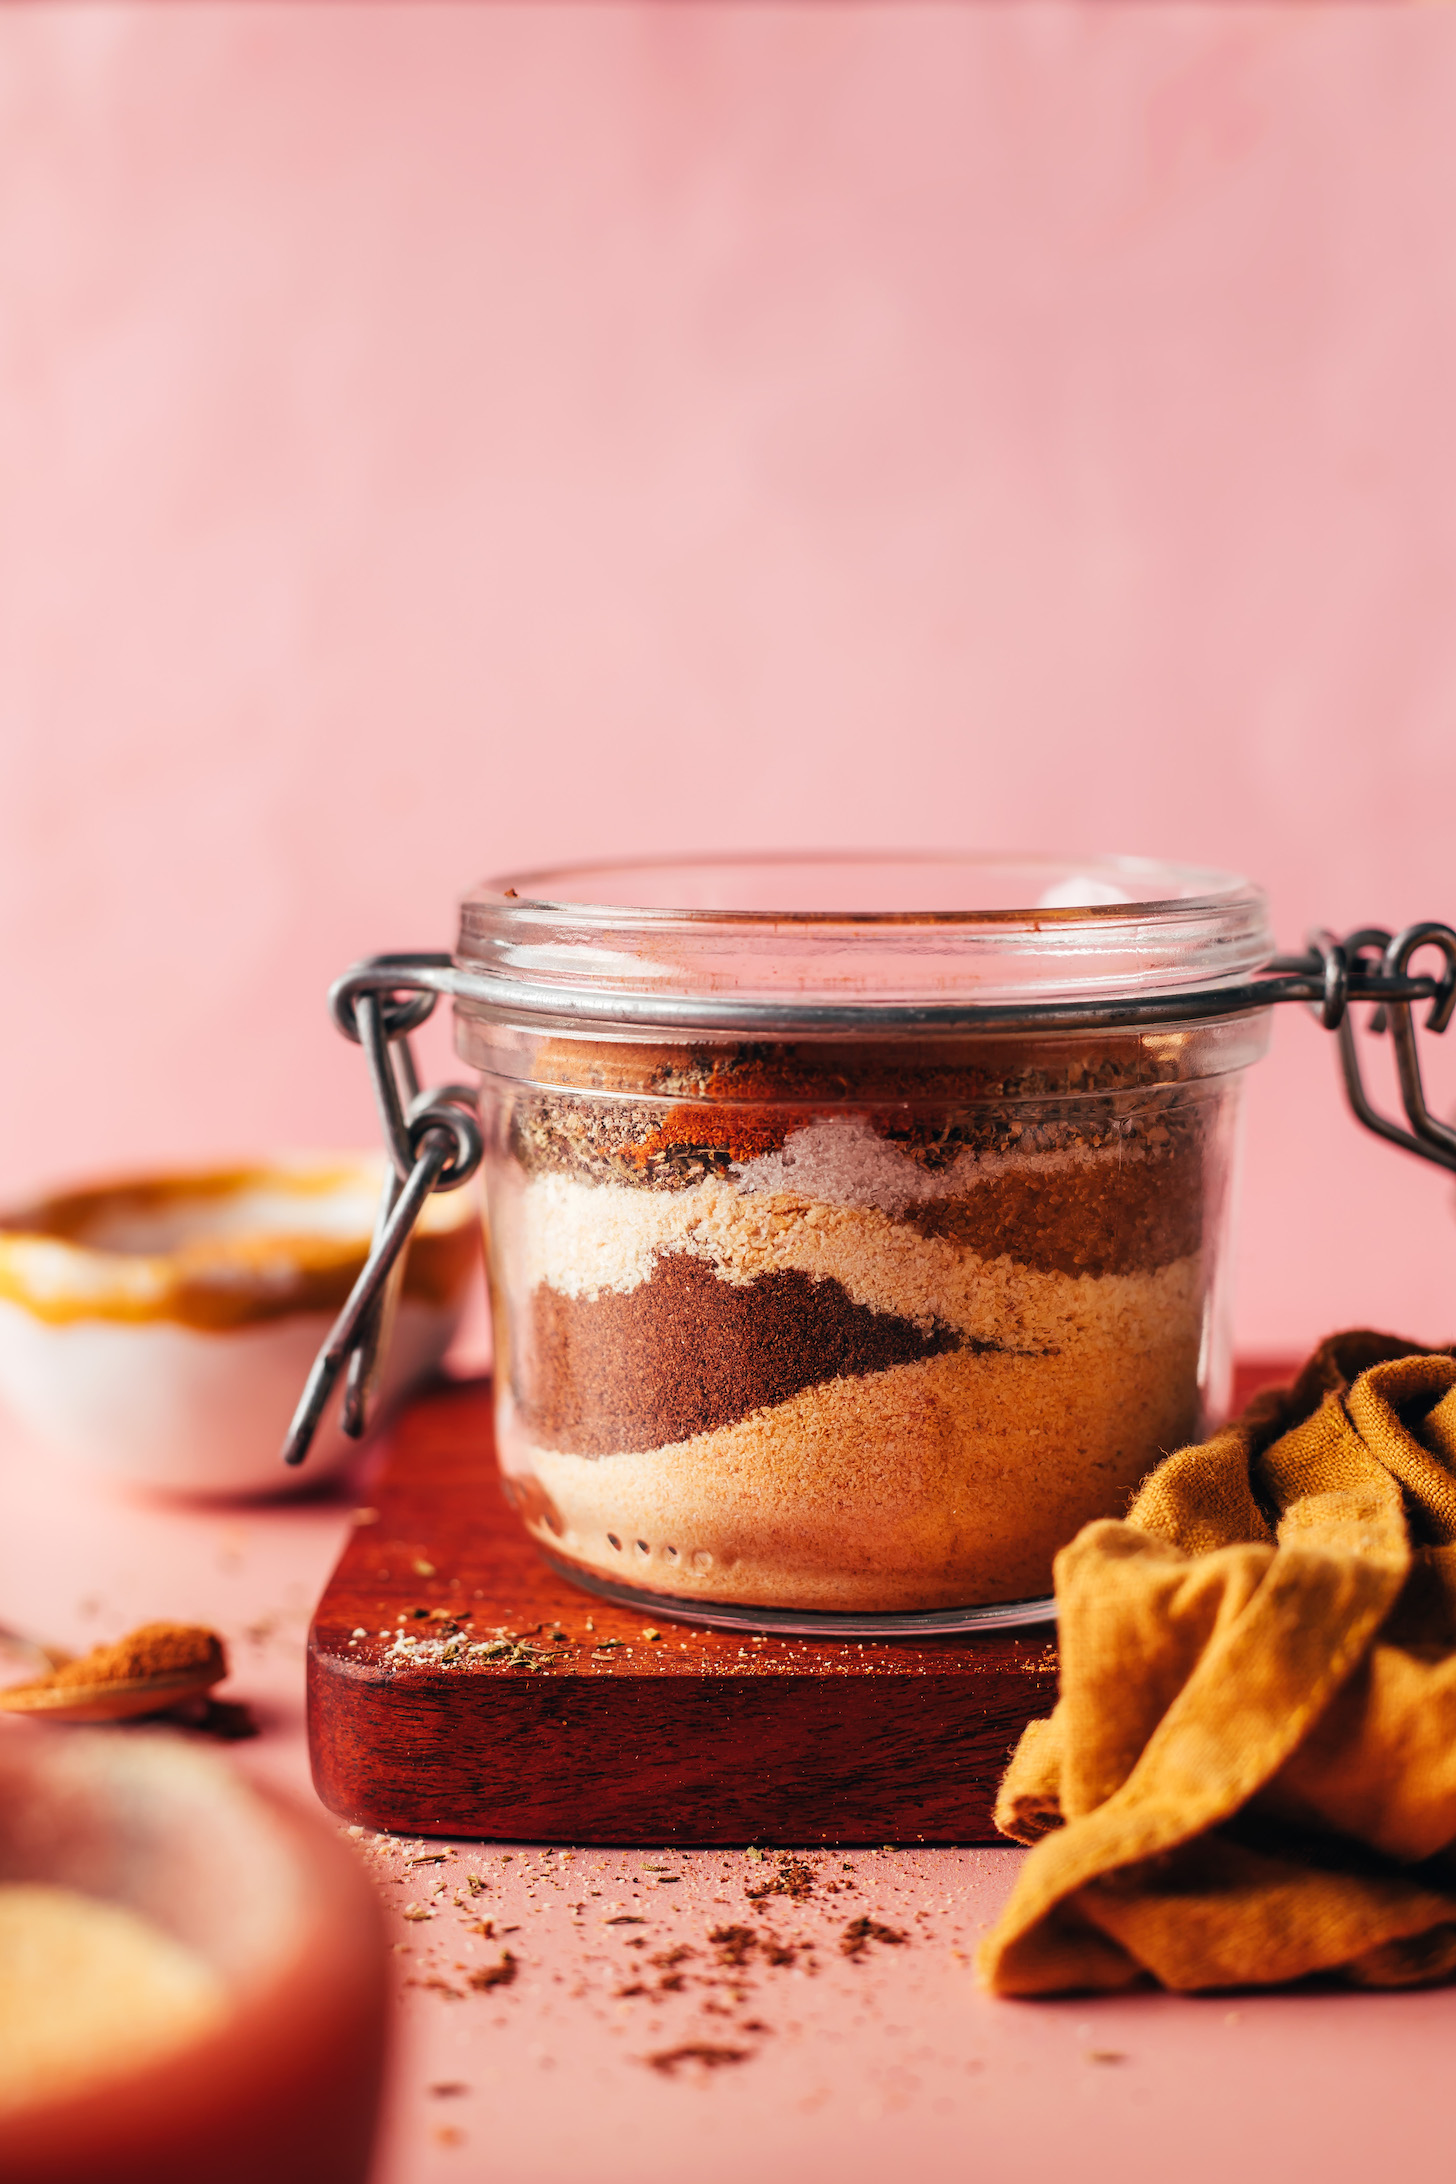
[[731, 1114, 1149, 1212]]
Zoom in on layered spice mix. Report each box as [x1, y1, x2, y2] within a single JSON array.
[[484, 1033, 1233, 1611]]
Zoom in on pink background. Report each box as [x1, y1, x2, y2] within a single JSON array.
[[4, 1, 1456, 1356]]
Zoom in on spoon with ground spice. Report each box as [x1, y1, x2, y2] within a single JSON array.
[[0, 1622, 227, 1724]]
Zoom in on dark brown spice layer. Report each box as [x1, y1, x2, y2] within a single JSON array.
[[903, 1136, 1204, 1277], [513, 1255, 966, 1456]]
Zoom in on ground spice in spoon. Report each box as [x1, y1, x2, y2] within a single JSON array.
[[0, 1622, 226, 1722]]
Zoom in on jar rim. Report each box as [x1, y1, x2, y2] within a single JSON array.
[[454, 849, 1274, 1030], [466, 849, 1254, 925]]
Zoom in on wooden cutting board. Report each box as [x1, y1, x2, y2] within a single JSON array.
[[307, 1364, 1290, 1844]]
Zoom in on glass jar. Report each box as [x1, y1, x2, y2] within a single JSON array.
[[451, 854, 1273, 1630]]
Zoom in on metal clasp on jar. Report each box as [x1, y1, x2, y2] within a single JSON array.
[[281, 962, 481, 1469], [280, 924, 1456, 1472]]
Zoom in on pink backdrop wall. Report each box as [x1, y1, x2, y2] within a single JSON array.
[[3, 2, 1455, 1356]]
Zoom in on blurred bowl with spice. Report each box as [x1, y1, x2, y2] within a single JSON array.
[[0, 1725, 388, 2184], [0, 1155, 478, 1498]]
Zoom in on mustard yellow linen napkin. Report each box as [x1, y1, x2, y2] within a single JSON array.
[[980, 1331, 1456, 1996]]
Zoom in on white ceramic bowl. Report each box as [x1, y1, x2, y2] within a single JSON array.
[[0, 1155, 479, 1498]]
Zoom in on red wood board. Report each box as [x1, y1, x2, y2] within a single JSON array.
[[307, 1364, 1291, 1844]]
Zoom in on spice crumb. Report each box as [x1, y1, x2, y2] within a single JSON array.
[[747, 1857, 814, 1903], [467, 1952, 518, 1992], [646, 2043, 750, 2076], [839, 1918, 907, 1958]]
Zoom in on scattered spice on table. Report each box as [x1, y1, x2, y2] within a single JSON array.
[[646, 2043, 750, 2076], [708, 1924, 759, 1966], [746, 1857, 815, 1902], [468, 1952, 518, 1992], [840, 1918, 908, 1959], [363, 1842, 957, 2090]]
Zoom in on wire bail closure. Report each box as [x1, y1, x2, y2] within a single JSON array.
[[1312, 923, 1456, 1174], [280, 967, 482, 1469], [280, 922, 1456, 1471]]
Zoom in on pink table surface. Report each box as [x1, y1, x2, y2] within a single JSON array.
[[2, 1386, 1452, 2184]]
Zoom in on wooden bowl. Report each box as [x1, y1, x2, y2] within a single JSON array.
[[0, 1727, 389, 2184]]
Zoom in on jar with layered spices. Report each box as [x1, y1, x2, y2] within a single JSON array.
[[449, 855, 1273, 1626]]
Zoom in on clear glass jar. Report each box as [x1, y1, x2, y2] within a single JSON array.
[[453, 854, 1273, 1627]]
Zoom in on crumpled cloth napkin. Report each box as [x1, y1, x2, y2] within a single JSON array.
[[979, 1331, 1456, 1997]]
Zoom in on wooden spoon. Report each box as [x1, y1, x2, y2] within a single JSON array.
[[0, 1622, 226, 1724]]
